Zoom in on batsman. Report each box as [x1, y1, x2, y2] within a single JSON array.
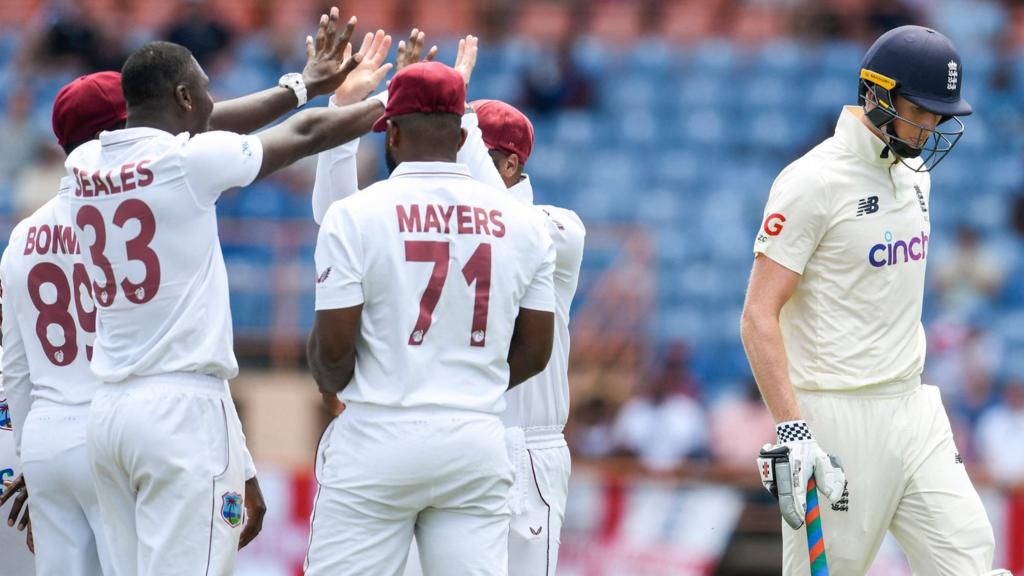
[[741, 25, 1013, 575]]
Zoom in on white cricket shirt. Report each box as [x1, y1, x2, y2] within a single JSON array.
[[1, 186, 102, 449], [64, 128, 263, 382], [754, 106, 930, 391], [455, 113, 586, 434], [500, 180, 584, 434], [314, 161, 556, 414]]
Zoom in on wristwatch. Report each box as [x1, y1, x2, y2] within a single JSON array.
[[278, 73, 307, 108]]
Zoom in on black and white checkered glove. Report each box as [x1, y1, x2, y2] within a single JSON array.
[[756, 420, 846, 529]]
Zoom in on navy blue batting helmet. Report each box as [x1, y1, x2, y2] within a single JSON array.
[[858, 25, 971, 172]]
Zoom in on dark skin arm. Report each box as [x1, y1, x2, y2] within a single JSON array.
[[209, 9, 357, 134], [254, 99, 381, 181], [238, 476, 266, 549], [308, 305, 362, 395], [507, 308, 554, 389]]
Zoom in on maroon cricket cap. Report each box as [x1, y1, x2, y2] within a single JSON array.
[[52, 71, 127, 149], [470, 99, 534, 165], [372, 62, 466, 132]]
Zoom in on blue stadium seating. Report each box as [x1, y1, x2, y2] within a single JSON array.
[[0, 30, 1018, 390]]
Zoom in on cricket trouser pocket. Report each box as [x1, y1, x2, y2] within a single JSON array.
[[88, 374, 249, 576], [22, 404, 113, 576]]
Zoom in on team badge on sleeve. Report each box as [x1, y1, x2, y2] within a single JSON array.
[[0, 398, 11, 431], [220, 491, 243, 528], [759, 213, 787, 242]]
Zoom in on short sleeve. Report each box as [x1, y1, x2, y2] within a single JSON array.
[[183, 131, 264, 208], [519, 223, 556, 312], [458, 113, 507, 191], [314, 202, 365, 310], [753, 165, 832, 275]]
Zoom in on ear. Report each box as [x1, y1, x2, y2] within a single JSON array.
[[174, 83, 193, 113], [505, 153, 521, 176], [458, 127, 468, 151], [387, 120, 400, 149]]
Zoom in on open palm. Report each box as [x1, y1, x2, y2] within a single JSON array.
[[334, 30, 393, 105]]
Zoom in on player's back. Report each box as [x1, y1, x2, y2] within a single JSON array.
[[501, 204, 584, 431], [316, 162, 555, 414], [64, 127, 263, 382], [1, 187, 101, 407]]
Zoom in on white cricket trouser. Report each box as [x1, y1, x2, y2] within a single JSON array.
[[783, 379, 996, 575], [87, 373, 250, 576], [21, 403, 112, 576], [0, 417, 36, 575], [507, 427, 571, 576], [304, 403, 514, 576]]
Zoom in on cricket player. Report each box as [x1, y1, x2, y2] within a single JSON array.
[[310, 34, 582, 574], [463, 99, 584, 575], [742, 25, 1012, 575], [62, 12, 391, 574], [305, 61, 556, 575], [0, 72, 127, 576]]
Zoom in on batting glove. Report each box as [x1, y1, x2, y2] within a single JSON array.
[[756, 420, 846, 530]]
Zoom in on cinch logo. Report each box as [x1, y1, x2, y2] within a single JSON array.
[[868, 231, 928, 268], [763, 213, 786, 237]]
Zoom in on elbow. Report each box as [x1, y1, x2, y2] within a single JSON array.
[[739, 304, 771, 349], [523, 343, 553, 382]]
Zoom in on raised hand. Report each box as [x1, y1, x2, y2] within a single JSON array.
[[301, 8, 361, 99], [395, 28, 439, 73], [334, 29, 393, 106], [453, 35, 478, 88]]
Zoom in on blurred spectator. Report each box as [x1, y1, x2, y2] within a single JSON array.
[[27, 0, 126, 71], [865, 0, 919, 40], [521, 39, 593, 117], [709, 381, 775, 471], [976, 379, 1024, 487], [612, 355, 707, 472], [569, 396, 617, 459], [0, 86, 43, 188], [14, 143, 66, 218], [166, 0, 233, 67], [933, 225, 1004, 316]]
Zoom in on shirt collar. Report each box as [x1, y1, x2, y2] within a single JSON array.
[[508, 174, 534, 205], [834, 105, 895, 168], [389, 161, 473, 180], [99, 126, 174, 145]]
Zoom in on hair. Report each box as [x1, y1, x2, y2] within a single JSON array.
[[121, 41, 196, 108]]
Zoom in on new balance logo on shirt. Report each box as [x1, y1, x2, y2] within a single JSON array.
[[857, 196, 879, 216]]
